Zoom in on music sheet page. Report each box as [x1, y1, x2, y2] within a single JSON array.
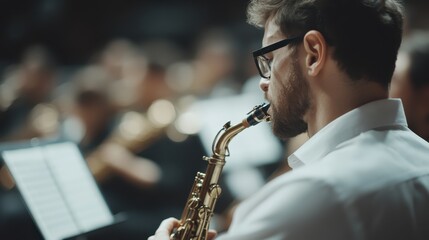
[[3, 142, 114, 240]]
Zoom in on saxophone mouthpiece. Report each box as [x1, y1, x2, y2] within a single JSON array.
[[261, 103, 270, 115], [245, 103, 271, 126]]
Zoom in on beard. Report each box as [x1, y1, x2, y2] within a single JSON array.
[[271, 52, 310, 140]]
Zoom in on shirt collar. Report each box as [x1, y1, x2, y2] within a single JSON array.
[[288, 98, 408, 169]]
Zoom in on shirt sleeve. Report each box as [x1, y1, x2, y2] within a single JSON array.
[[216, 179, 355, 240]]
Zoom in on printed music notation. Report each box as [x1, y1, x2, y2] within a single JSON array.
[[3, 142, 114, 240]]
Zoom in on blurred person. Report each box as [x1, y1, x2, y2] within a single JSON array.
[[93, 38, 185, 111], [87, 39, 149, 110], [58, 63, 161, 187], [54, 64, 161, 240], [150, 0, 429, 240], [124, 40, 193, 103], [189, 28, 241, 98], [390, 31, 429, 142], [67, 88, 118, 154], [96, 39, 141, 81], [0, 45, 59, 141]]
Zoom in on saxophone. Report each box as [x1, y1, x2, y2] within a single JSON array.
[[171, 103, 271, 240]]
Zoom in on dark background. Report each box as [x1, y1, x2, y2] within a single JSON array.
[[0, 0, 428, 75], [0, 0, 256, 66]]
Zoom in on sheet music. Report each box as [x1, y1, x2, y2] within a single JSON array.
[[3, 142, 114, 240], [44, 143, 114, 232]]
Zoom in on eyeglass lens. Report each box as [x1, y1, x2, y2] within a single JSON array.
[[257, 55, 271, 78]]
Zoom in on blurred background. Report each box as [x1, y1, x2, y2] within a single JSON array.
[[0, 0, 428, 239], [0, 0, 261, 67]]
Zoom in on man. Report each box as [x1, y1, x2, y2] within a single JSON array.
[[149, 0, 429, 239], [390, 31, 429, 142]]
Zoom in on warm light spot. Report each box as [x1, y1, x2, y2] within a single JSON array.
[[119, 111, 147, 140], [147, 99, 176, 127], [175, 111, 201, 135], [31, 104, 59, 134]]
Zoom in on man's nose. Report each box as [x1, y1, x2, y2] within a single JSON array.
[[259, 77, 269, 92]]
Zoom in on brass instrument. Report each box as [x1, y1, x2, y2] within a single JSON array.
[[86, 99, 178, 182], [171, 103, 271, 240]]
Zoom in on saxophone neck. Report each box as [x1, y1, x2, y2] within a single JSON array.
[[212, 122, 247, 157], [212, 103, 271, 157]]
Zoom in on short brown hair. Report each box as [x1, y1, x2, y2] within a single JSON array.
[[247, 0, 404, 88]]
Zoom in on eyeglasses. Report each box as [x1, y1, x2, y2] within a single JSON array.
[[252, 36, 303, 79]]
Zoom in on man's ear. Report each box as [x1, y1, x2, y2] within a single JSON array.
[[303, 30, 328, 77]]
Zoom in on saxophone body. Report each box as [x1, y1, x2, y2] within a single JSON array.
[[171, 103, 271, 240]]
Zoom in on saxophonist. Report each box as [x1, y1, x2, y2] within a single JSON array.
[[150, 0, 429, 240]]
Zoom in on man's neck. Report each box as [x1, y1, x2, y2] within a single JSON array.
[[305, 79, 388, 137]]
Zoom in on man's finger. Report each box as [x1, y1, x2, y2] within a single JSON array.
[[154, 217, 179, 239], [207, 229, 218, 240]]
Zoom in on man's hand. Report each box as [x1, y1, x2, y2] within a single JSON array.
[[148, 217, 217, 240]]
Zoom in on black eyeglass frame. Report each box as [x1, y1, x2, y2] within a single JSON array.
[[252, 36, 303, 79]]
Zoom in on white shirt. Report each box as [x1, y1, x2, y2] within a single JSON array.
[[217, 99, 429, 240]]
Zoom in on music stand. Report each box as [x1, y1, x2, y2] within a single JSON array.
[[0, 138, 125, 240]]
